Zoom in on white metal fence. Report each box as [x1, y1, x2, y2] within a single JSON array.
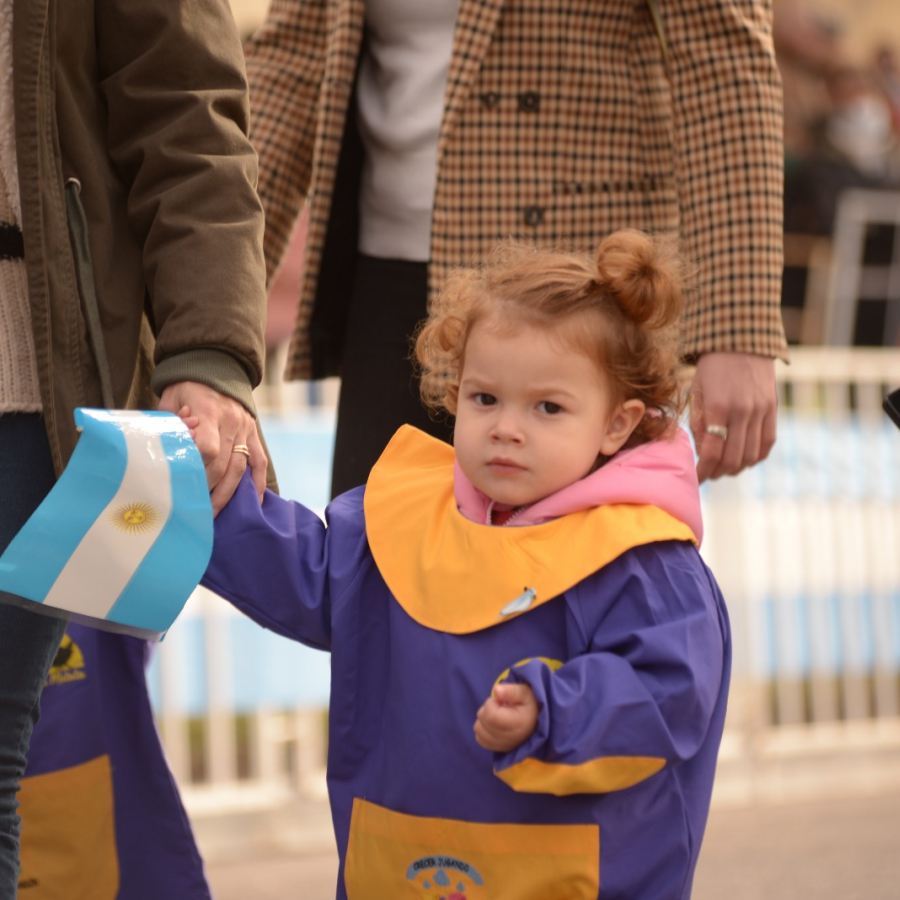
[[152, 348, 900, 820], [704, 348, 900, 802]]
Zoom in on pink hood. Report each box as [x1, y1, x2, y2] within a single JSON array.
[[454, 427, 703, 545]]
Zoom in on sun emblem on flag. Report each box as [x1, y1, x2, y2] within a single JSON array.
[[111, 501, 161, 534]]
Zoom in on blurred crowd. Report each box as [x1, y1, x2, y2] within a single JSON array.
[[778, 2, 900, 236], [776, 1, 900, 344]]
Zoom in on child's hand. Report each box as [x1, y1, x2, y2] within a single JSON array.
[[177, 405, 200, 440], [474, 682, 539, 752]]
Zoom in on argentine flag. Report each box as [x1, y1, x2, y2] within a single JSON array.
[[0, 409, 212, 640]]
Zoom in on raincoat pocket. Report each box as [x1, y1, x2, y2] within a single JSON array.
[[18, 754, 119, 900], [344, 797, 599, 899]]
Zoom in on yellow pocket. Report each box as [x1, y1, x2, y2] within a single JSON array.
[[18, 755, 119, 900], [344, 798, 599, 900]]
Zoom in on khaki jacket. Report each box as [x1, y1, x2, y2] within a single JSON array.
[[247, 0, 788, 381], [14, 0, 268, 474]]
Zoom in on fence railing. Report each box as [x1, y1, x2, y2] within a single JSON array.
[[151, 347, 900, 819], [702, 347, 900, 802]]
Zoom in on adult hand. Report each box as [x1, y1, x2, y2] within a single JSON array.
[[473, 682, 539, 752], [690, 352, 778, 483], [159, 381, 267, 515]]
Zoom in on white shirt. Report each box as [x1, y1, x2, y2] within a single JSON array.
[[355, 0, 459, 261]]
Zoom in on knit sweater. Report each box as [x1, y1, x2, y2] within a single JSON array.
[[0, 0, 42, 413]]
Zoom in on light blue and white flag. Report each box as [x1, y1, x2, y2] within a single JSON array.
[[0, 408, 212, 640]]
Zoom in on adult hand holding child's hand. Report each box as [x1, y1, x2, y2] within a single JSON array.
[[160, 381, 267, 515], [474, 682, 539, 752]]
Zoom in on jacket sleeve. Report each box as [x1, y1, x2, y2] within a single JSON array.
[[492, 542, 729, 796], [661, 0, 787, 361], [244, 0, 329, 283], [95, 0, 267, 409], [201, 472, 354, 651]]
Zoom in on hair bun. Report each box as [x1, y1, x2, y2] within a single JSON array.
[[594, 230, 683, 328]]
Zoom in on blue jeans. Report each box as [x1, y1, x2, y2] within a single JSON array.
[[0, 415, 69, 896]]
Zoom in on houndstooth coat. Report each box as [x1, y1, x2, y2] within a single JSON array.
[[246, 0, 787, 381]]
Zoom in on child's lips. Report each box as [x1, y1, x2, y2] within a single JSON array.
[[487, 457, 526, 474]]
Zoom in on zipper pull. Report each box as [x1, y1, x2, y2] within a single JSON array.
[[499, 586, 536, 618]]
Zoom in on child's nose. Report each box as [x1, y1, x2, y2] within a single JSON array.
[[490, 411, 524, 442]]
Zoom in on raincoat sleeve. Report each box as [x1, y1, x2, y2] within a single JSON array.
[[492, 541, 729, 796], [201, 472, 365, 651]]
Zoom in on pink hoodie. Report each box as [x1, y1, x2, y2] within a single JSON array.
[[454, 427, 703, 545]]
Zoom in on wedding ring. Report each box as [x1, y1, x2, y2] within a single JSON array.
[[704, 424, 728, 441], [231, 444, 251, 457]]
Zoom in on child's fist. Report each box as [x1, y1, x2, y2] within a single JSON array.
[[176, 405, 199, 439], [473, 681, 539, 752]]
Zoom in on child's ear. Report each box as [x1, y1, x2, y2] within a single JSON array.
[[599, 400, 646, 456]]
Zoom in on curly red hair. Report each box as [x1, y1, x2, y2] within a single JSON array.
[[414, 230, 690, 449]]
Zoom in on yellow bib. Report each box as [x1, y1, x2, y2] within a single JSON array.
[[364, 427, 697, 634]]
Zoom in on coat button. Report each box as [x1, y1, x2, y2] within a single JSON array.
[[518, 91, 540, 112], [480, 92, 500, 109], [523, 205, 544, 227]]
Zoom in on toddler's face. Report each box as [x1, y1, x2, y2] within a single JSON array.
[[454, 319, 643, 508]]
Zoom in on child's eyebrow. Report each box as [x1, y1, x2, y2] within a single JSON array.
[[458, 372, 494, 387], [463, 375, 580, 402], [532, 387, 579, 401]]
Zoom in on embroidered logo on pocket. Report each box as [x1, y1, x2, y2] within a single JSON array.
[[406, 854, 485, 897]]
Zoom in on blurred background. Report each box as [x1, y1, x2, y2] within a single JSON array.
[[154, 1, 900, 896]]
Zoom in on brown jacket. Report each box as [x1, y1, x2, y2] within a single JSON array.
[[247, 0, 788, 381], [14, 0, 268, 475]]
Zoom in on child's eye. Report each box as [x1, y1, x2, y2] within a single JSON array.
[[538, 401, 563, 415], [474, 393, 497, 406]]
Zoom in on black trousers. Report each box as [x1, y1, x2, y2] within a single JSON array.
[[331, 255, 453, 497]]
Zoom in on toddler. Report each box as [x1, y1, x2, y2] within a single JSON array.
[[200, 230, 730, 900]]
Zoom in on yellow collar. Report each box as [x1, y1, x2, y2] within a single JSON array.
[[364, 427, 697, 634]]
